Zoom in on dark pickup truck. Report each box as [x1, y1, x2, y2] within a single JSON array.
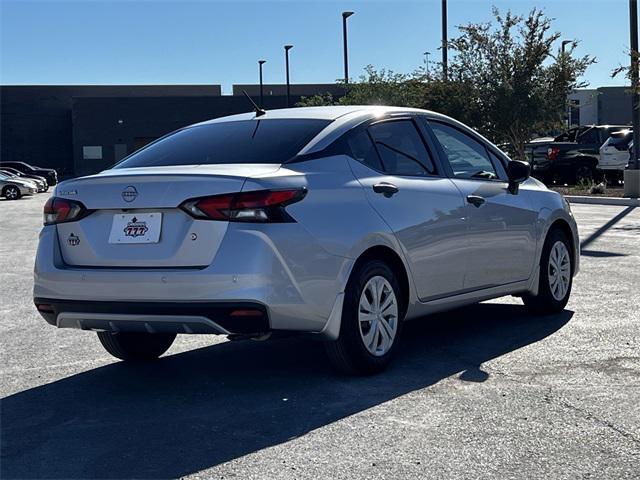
[[525, 125, 628, 184]]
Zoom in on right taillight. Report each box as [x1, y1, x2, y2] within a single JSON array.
[[547, 147, 560, 161], [180, 188, 307, 223], [43, 197, 91, 225]]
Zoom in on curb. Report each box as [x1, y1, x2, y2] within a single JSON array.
[[565, 195, 640, 207]]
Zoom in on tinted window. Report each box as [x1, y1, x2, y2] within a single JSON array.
[[368, 120, 436, 176], [114, 119, 330, 169], [346, 130, 384, 171], [428, 122, 498, 180], [576, 128, 599, 145], [608, 130, 633, 150]]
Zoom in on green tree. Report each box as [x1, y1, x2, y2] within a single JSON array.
[[442, 8, 594, 160], [300, 8, 594, 161]]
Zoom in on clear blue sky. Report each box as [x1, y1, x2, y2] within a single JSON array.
[[0, 0, 633, 93]]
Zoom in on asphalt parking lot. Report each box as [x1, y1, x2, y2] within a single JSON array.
[[1, 194, 639, 479]]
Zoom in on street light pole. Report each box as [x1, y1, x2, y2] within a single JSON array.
[[630, 0, 639, 170], [625, 0, 640, 197], [258, 60, 266, 109], [284, 45, 293, 108], [442, 0, 448, 80], [342, 11, 354, 84], [561, 40, 573, 127]]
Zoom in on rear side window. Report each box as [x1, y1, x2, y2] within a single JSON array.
[[114, 119, 331, 169], [346, 130, 384, 171], [368, 120, 436, 176], [576, 128, 599, 145]]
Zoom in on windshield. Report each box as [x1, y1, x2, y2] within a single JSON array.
[[113, 119, 331, 169]]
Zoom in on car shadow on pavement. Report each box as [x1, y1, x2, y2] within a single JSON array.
[[1, 303, 572, 479]]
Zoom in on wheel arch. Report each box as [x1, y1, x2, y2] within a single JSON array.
[[546, 218, 577, 276], [349, 245, 411, 317]]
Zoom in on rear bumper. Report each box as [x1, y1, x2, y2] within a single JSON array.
[[34, 298, 269, 334], [33, 223, 353, 334]]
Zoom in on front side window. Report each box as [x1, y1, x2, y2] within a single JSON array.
[[428, 121, 498, 180], [114, 119, 331, 169], [368, 120, 436, 176]]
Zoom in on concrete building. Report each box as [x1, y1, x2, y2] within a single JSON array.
[[1, 84, 339, 177], [569, 86, 634, 126]]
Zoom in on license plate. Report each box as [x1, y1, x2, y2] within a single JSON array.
[[109, 213, 162, 244]]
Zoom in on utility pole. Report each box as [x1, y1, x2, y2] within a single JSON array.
[[284, 45, 293, 108], [342, 11, 354, 84], [625, 0, 640, 197], [442, 0, 448, 80], [424, 51, 431, 76], [258, 60, 266, 109], [561, 40, 572, 127]]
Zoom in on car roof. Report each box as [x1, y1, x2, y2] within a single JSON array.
[[196, 105, 437, 125]]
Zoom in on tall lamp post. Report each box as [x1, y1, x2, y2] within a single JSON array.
[[442, 0, 448, 80], [424, 51, 431, 76], [342, 11, 354, 84], [561, 40, 573, 127], [284, 45, 293, 107], [625, 0, 640, 197], [258, 60, 266, 109]]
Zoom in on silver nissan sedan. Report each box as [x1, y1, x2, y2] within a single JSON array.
[[34, 106, 579, 374]]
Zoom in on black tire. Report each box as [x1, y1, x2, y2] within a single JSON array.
[[324, 260, 405, 375], [523, 228, 573, 314], [3, 185, 21, 200], [97, 331, 176, 361], [574, 164, 595, 184]]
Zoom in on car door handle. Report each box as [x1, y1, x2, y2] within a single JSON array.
[[373, 182, 399, 198], [466, 195, 486, 207]]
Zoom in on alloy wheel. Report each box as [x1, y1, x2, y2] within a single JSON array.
[[358, 275, 399, 356], [5, 187, 19, 200], [548, 240, 571, 301]]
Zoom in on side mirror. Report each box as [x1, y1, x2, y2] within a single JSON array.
[[506, 160, 531, 195]]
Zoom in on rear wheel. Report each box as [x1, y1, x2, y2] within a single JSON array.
[[3, 186, 21, 200], [324, 260, 404, 375], [523, 228, 573, 314], [97, 331, 176, 361], [574, 164, 595, 184]]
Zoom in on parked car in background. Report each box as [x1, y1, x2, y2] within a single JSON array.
[[0, 170, 40, 193], [0, 171, 38, 200], [525, 125, 629, 184], [34, 106, 579, 374], [0, 167, 48, 192], [625, 141, 635, 170], [0, 161, 58, 186], [599, 129, 633, 181]]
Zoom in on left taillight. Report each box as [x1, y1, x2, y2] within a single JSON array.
[[43, 197, 91, 225], [180, 188, 307, 223]]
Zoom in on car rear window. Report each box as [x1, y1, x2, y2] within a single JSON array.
[[607, 130, 633, 149], [113, 119, 331, 169]]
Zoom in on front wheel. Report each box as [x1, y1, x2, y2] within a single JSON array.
[[97, 331, 176, 361], [523, 229, 573, 314], [324, 260, 405, 375], [3, 186, 21, 200]]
